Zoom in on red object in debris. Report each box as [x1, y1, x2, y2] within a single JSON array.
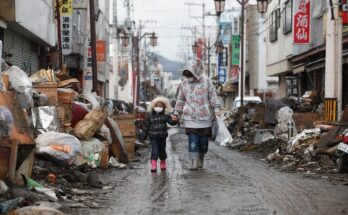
[[71, 103, 89, 128], [343, 134, 348, 144], [46, 173, 57, 184]]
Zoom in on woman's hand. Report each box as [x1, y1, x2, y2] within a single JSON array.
[[215, 111, 224, 118]]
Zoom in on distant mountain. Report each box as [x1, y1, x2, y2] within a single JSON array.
[[157, 55, 184, 80]]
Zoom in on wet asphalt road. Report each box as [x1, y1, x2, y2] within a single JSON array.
[[71, 128, 348, 215]]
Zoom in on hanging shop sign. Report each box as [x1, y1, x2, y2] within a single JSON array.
[[73, 0, 87, 9], [218, 68, 227, 84], [293, 0, 311, 44], [232, 17, 240, 35], [340, 0, 348, 25], [231, 35, 240, 65], [96, 40, 106, 62], [60, 0, 73, 55]]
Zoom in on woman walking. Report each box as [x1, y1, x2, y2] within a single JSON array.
[[173, 60, 221, 170]]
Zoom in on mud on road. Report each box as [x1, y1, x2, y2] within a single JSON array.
[[68, 128, 348, 215]]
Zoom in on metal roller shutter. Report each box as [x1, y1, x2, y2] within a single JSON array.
[[3, 29, 39, 74]]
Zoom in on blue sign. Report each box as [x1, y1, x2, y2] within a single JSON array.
[[218, 68, 226, 83], [84, 75, 92, 80]]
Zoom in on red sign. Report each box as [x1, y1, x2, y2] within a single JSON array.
[[197, 38, 205, 60], [341, 0, 348, 25], [230, 66, 239, 81], [293, 0, 310, 44], [96, 40, 106, 62], [87, 40, 106, 62]]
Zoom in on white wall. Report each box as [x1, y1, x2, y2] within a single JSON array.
[[15, 0, 55, 46], [266, 0, 293, 76]]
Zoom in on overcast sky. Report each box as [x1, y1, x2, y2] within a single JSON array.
[[116, 0, 256, 62]]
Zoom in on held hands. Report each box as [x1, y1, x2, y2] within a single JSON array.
[[171, 114, 179, 122], [215, 110, 224, 118]]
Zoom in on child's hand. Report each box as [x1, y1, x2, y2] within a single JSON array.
[[171, 114, 178, 122]]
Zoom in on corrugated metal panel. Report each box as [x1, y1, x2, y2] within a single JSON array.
[[3, 29, 39, 73]]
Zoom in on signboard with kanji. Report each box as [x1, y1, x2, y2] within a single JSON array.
[[293, 0, 311, 44], [340, 0, 348, 25], [96, 40, 106, 62], [218, 68, 226, 83], [231, 35, 240, 65], [60, 0, 73, 55]]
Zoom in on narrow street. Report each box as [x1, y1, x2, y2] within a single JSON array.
[[69, 128, 348, 215]]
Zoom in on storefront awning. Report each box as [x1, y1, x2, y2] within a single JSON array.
[[223, 80, 238, 92]]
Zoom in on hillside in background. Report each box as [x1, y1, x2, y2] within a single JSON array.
[[156, 55, 184, 80]]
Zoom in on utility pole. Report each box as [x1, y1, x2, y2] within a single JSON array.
[[89, 0, 98, 94], [238, 0, 249, 108], [325, 0, 343, 120], [185, 2, 206, 61], [55, 0, 63, 69]]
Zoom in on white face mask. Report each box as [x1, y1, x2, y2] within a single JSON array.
[[154, 107, 163, 113], [188, 77, 195, 82]]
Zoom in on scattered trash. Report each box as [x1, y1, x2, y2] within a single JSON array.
[[46, 173, 57, 185], [0, 106, 13, 138], [0, 180, 9, 195], [10, 205, 64, 215], [74, 107, 108, 140], [22, 174, 44, 188], [109, 156, 127, 169], [274, 107, 297, 141], [75, 138, 105, 168], [32, 106, 60, 135], [4, 66, 34, 109], [36, 131, 81, 165], [0, 197, 24, 214], [33, 187, 58, 201], [215, 116, 233, 147]]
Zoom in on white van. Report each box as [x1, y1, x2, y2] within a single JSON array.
[[233, 96, 262, 111]]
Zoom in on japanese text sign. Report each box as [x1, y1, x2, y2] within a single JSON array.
[[293, 0, 311, 44], [231, 35, 240, 65], [96, 40, 106, 62], [60, 0, 73, 55]]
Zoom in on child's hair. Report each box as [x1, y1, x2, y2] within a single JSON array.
[[147, 96, 173, 114]]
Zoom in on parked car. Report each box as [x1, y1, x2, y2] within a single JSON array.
[[233, 96, 262, 111]]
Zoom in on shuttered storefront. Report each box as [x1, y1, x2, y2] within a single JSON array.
[[3, 29, 39, 73]]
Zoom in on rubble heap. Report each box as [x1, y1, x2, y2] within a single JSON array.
[[226, 96, 348, 181], [0, 62, 140, 214]]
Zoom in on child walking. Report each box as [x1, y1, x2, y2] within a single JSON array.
[[142, 96, 177, 172]]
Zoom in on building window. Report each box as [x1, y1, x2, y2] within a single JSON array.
[[283, 0, 292, 34], [270, 8, 280, 42]]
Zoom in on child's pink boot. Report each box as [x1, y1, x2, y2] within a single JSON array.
[[151, 160, 157, 172], [160, 160, 166, 170]]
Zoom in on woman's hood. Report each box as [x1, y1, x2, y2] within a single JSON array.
[[147, 96, 173, 114], [182, 59, 204, 80]]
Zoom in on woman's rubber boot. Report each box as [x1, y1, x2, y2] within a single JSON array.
[[190, 159, 198, 170], [151, 160, 157, 172], [198, 154, 204, 169], [160, 160, 166, 171]]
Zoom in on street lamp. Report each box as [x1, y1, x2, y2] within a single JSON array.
[[192, 41, 199, 55], [216, 42, 224, 54], [121, 33, 130, 47], [214, 0, 226, 16], [150, 32, 158, 47], [256, 0, 269, 14]]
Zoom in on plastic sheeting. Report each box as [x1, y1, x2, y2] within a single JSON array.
[[32, 106, 59, 135], [36, 131, 81, 164], [0, 106, 13, 138], [4, 66, 33, 109], [215, 116, 233, 147], [273, 106, 298, 141]]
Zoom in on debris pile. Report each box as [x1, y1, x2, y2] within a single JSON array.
[[0, 59, 139, 213], [226, 95, 348, 180]]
